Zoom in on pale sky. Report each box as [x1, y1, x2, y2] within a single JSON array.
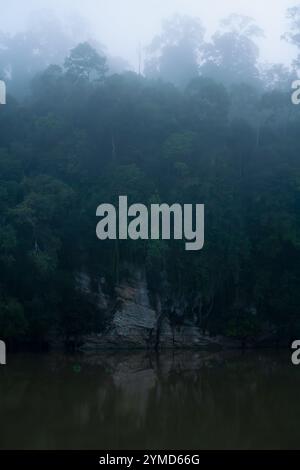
[[0, 0, 298, 70]]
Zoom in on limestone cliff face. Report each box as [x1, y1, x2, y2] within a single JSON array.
[[78, 269, 227, 351]]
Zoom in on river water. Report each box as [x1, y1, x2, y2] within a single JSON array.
[[0, 350, 299, 449]]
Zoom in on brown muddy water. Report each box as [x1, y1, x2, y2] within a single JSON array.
[[0, 350, 299, 449]]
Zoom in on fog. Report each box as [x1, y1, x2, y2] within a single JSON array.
[[0, 0, 298, 71], [0, 1, 300, 417]]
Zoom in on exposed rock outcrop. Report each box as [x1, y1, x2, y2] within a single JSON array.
[[78, 268, 228, 351], [82, 275, 157, 349]]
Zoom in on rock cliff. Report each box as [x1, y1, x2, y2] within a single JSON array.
[[78, 268, 229, 351]]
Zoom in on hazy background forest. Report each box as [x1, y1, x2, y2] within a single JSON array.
[[0, 1, 300, 349]]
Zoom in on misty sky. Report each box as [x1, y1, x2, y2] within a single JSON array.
[[0, 0, 298, 70]]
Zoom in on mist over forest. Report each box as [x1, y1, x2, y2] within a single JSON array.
[[0, 3, 300, 350]]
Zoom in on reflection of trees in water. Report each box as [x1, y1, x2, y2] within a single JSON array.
[[0, 351, 298, 449]]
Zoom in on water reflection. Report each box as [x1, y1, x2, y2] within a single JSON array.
[[0, 350, 299, 449]]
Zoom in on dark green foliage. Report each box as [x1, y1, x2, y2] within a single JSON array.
[[0, 30, 299, 347]]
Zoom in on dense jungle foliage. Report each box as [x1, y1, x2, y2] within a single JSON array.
[[0, 10, 300, 347]]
